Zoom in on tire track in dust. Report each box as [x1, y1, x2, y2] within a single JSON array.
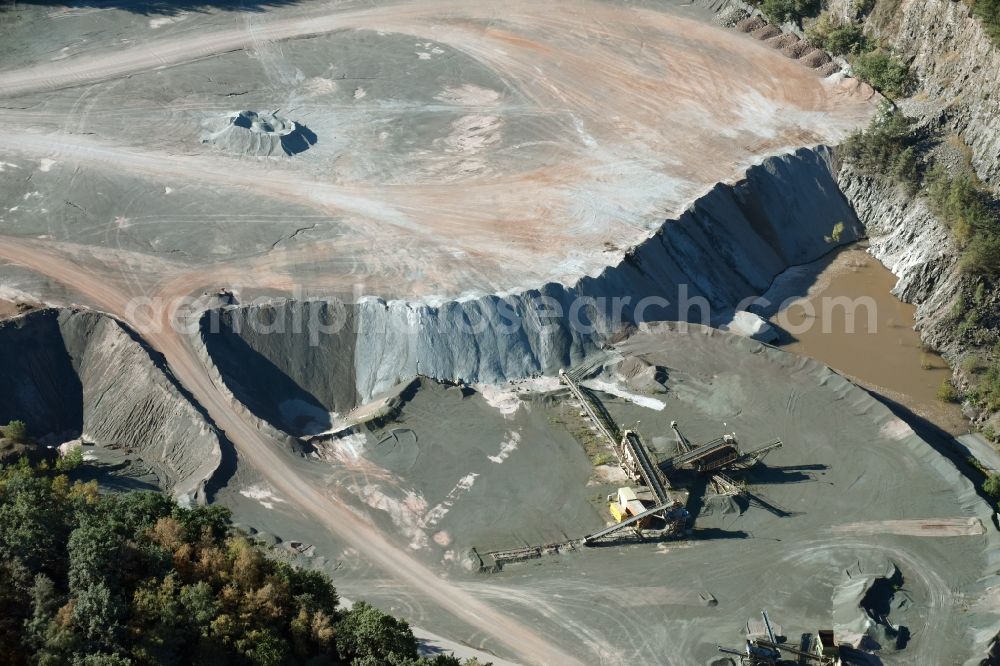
[[0, 237, 585, 666]]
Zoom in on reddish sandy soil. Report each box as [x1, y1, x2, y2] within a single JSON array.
[[0, 2, 879, 662]]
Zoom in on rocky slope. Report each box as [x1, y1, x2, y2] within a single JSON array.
[[0, 309, 222, 500], [836, 0, 1000, 191], [837, 163, 964, 352], [827, 0, 999, 429], [200, 147, 863, 434]]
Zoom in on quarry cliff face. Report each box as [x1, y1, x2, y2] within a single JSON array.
[[836, 164, 964, 354], [826, 0, 1000, 190], [825, 0, 999, 411], [201, 147, 863, 431]]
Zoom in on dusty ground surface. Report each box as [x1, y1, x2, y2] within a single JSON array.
[[0, 299, 18, 319], [213, 325, 1000, 665], [1, 1, 949, 664], [0, 0, 875, 304]]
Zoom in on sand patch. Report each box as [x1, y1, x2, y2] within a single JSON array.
[[240, 483, 288, 510], [583, 379, 666, 411], [488, 431, 520, 464], [880, 418, 914, 441], [476, 384, 521, 415], [421, 473, 479, 530], [351, 483, 429, 550], [435, 84, 501, 106]]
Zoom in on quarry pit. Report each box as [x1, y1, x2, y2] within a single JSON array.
[[1, 0, 998, 664]]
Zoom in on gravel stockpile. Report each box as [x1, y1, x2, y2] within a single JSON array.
[[736, 15, 767, 32], [783, 41, 815, 59], [201, 110, 317, 157], [766, 33, 801, 49], [803, 49, 834, 67], [752, 24, 782, 40]]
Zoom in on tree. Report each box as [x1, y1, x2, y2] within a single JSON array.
[[936, 379, 959, 403], [2, 420, 28, 443], [336, 602, 419, 663], [25, 574, 62, 652], [107, 492, 174, 538], [56, 446, 84, 472], [71, 582, 126, 650], [760, 0, 820, 25], [806, 14, 867, 54], [984, 473, 1000, 500], [971, 0, 1000, 45], [179, 581, 219, 628], [1, 458, 476, 666], [852, 49, 913, 98], [238, 629, 290, 666], [74, 654, 132, 666], [67, 524, 127, 593]]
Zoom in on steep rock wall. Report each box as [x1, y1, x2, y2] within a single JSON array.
[[203, 147, 863, 427], [0, 309, 222, 500], [837, 163, 966, 356], [830, 0, 1000, 190]]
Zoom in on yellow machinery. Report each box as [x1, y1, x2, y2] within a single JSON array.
[[608, 487, 650, 527]]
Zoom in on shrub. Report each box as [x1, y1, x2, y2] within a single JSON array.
[[974, 282, 987, 306], [55, 445, 84, 472], [591, 452, 613, 466], [961, 234, 1000, 275], [807, 13, 868, 54], [825, 221, 846, 243], [952, 293, 968, 320], [760, 0, 821, 25], [852, 0, 876, 17], [852, 49, 913, 98], [1, 420, 28, 443], [969, 0, 1000, 46], [981, 357, 1000, 411], [890, 146, 919, 193], [958, 309, 981, 337], [984, 473, 1000, 500], [983, 423, 997, 443], [842, 104, 918, 187], [925, 168, 1000, 276], [936, 379, 959, 402], [962, 355, 983, 374]]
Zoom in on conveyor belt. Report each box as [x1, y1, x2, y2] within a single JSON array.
[[582, 501, 674, 544], [559, 370, 619, 449], [664, 436, 733, 469], [622, 431, 670, 504]]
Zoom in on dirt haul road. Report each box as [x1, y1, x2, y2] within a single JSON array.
[[0, 0, 879, 661], [0, 238, 580, 666], [0, 0, 876, 298]]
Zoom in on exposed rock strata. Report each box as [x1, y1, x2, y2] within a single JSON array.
[[831, 0, 1000, 190]]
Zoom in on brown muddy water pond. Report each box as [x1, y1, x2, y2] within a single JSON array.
[[763, 244, 968, 435]]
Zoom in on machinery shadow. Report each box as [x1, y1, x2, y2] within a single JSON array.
[[742, 463, 828, 485], [687, 527, 750, 541]]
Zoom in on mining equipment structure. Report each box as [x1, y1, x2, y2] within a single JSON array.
[[717, 610, 841, 665]]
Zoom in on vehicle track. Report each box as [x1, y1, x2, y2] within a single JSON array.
[[0, 237, 582, 666]]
